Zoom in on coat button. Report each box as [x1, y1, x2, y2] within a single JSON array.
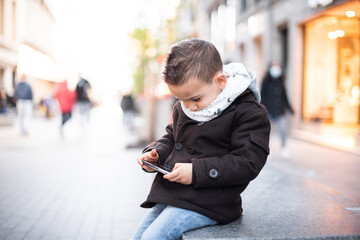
[[175, 142, 183, 151], [209, 169, 218, 178], [177, 120, 183, 125], [188, 146, 195, 154]]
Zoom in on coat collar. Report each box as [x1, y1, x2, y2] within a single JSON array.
[[174, 89, 255, 124]]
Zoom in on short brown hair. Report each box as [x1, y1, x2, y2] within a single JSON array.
[[163, 39, 223, 86]]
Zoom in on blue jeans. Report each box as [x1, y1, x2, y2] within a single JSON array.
[[132, 204, 218, 240]]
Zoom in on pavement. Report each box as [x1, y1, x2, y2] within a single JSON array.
[[0, 102, 360, 240], [183, 124, 360, 239], [183, 151, 360, 239], [0, 103, 153, 240]]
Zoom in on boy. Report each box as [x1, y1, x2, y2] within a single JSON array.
[[133, 39, 270, 239]]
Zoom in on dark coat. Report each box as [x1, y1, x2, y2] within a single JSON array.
[[120, 94, 135, 112], [76, 78, 91, 102], [15, 82, 33, 100], [140, 90, 270, 224], [260, 74, 293, 118]]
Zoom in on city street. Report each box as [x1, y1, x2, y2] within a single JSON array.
[[1, 0, 360, 239], [0, 104, 153, 240], [1, 103, 360, 240]]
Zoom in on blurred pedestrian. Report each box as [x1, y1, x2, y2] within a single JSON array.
[[54, 80, 76, 137], [14, 74, 33, 135], [0, 87, 9, 114], [43, 95, 54, 119], [261, 61, 294, 158], [120, 93, 136, 129], [75, 77, 92, 126], [38, 95, 53, 119]]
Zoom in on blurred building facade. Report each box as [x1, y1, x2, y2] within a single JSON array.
[[0, 0, 62, 112], [0, 0, 17, 94], [178, 0, 360, 153]]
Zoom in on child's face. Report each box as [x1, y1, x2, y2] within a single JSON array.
[[167, 73, 226, 112]]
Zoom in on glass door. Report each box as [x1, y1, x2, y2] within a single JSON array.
[[303, 13, 359, 126]]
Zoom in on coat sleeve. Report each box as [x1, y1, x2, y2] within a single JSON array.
[[142, 123, 175, 163], [260, 77, 269, 106], [192, 103, 270, 188], [281, 85, 294, 114]]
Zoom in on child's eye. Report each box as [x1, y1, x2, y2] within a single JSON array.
[[192, 98, 201, 102]]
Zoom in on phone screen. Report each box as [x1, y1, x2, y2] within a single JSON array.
[[142, 160, 173, 174]]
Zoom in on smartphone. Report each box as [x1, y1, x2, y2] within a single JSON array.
[[142, 159, 173, 175]]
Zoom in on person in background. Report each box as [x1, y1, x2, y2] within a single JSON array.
[[76, 77, 92, 126], [54, 80, 76, 137], [120, 92, 136, 129], [260, 61, 294, 158], [38, 95, 53, 119], [43, 95, 54, 119], [0, 87, 9, 114], [14, 74, 33, 135]]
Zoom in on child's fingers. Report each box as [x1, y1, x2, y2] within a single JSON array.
[[147, 149, 158, 161], [137, 154, 151, 165], [143, 166, 155, 172], [163, 168, 180, 181], [164, 163, 192, 185], [150, 149, 157, 158], [173, 163, 182, 170], [137, 153, 158, 172], [140, 150, 157, 162], [137, 156, 144, 166]]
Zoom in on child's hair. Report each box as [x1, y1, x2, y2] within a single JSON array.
[[163, 39, 223, 86]]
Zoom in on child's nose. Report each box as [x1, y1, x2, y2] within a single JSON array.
[[186, 102, 198, 111]]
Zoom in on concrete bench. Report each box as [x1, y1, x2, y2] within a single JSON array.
[[182, 165, 360, 240]]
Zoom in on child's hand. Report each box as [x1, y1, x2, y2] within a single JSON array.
[[163, 163, 192, 185], [137, 149, 159, 172]]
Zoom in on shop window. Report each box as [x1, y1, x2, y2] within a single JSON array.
[[303, 15, 359, 125]]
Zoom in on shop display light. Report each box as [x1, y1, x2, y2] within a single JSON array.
[[351, 86, 359, 100], [328, 31, 338, 39], [327, 29, 345, 39], [345, 11, 355, 17], [335, 30, 345, 37]]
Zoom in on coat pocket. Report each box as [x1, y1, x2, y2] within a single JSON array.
[[249, 132, 270, 155]]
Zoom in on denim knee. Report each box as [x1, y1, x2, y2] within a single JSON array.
[[141, 228, 174, 240]]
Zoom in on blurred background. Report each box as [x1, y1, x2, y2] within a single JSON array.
[[0, 0, 359, 239], [0, 0, 359, 151]]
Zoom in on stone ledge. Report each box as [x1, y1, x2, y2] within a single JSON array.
[[182, 165, 360, 240]]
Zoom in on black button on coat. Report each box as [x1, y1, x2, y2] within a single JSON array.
[[140, 91, 271, 224]]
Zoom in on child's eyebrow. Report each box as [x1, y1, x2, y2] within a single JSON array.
[[183, 95, 201, 101], [172, 94, 201, 101]]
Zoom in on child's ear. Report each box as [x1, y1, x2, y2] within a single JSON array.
[[215, 73, 227, 90]]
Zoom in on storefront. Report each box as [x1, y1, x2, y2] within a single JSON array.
[[301, 0, 360, 151], [199, 0, 360, 153]]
